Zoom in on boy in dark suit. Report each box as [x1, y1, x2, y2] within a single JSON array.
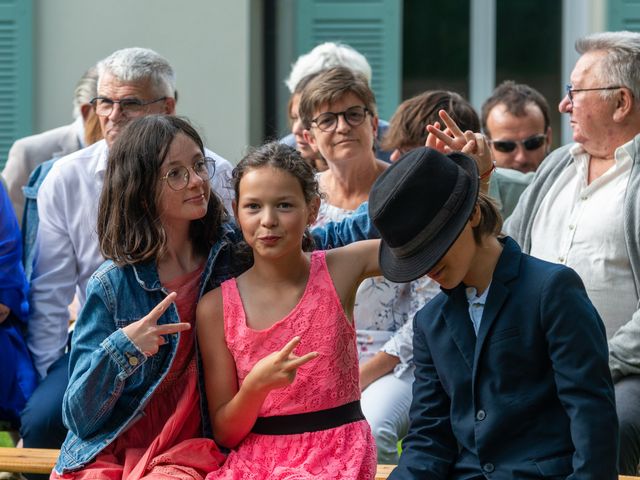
[[369, 147, 617, 479]]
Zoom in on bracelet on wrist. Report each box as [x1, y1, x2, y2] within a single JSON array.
[[479, 160, 496, 181]]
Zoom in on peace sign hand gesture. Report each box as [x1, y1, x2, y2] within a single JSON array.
[[244, 337, 319, 395], [122, 292, 190, 357], [425, 109, 494, 179]]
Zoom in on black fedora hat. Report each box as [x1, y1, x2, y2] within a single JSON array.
[[369, 147, 479, 283]]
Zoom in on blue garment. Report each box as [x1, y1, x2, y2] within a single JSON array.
[[0, 181, 36, 427], [22, 157, 60, 281], [390, 237, 618, 480], [280, 119, 393, 163], [21, 156, 57, 282], [54, 209, 377, 474]]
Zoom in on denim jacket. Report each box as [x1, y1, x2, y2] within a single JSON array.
[[21, 156, 58, 282], [54, 207, 377, 474]]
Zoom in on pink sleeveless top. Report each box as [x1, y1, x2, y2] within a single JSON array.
[[206, 251, 376, 480]]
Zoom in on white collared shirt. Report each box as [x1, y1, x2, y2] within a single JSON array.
[[28, 139, 234, 377], [465, 284, 491, 336], [530, 139, 636, 338]]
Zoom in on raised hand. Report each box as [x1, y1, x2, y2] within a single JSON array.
[[425, 110, 494, 178], [244, 336, 318, 394], [122, 292, 190, 357]]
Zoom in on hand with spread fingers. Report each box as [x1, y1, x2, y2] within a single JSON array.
[[122, 292, 190, 357], [425, 109, 495, 184], [244, 336, 319, 394]]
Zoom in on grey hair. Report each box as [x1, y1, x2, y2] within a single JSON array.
[[97, 47, 176, 99], [576, 31, 640, 101], [285, 42, 372, 93], [72, 66, 98, 119]]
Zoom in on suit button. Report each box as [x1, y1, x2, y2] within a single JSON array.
[[476, 409, 486, 421], [483, 463, 494, 473]]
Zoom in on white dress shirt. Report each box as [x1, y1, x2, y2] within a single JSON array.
[[530, 140, 637, 338], [28, 139, 234, 377]]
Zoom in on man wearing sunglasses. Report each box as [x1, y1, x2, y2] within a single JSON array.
[[481, 81, 552, 173], [505, 31, 640, 476], [20, 47, 236, 466]]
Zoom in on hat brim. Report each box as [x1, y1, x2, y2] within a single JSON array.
[[378, 152, 480, 283]]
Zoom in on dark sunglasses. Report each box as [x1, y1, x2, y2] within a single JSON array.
[[490, 134, 546, 153]]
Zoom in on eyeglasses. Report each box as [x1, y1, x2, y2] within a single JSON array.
[[90, 96, 167, 117], [490, 134, 547, 153], [311, 105, 370, 132], [564, 84, 623, 104], [160, 157, 216, 191]]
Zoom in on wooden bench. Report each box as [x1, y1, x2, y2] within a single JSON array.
[[0, 449, 637, 479]]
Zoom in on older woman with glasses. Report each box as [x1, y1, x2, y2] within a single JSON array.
[[299, 66, 440, 464]]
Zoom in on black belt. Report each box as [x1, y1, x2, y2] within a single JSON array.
[[251, 400, 365, 435]]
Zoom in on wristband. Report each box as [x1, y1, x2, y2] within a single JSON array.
[[479, 161, 496, 180]]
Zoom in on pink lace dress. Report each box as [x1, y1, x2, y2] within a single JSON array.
[[206, 251, 376, 480], [52, 264, 225, 480]]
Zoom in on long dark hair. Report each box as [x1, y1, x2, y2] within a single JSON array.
[[97, 115, 227, 266]]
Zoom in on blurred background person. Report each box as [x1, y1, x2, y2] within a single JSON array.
[[382, 89, 532, 219], [21, 66, 101, 282], [281, 41, 392, 163], [0, 177, 36, 437], [2, 66, 99, 222], [481, 80, 552, 173]]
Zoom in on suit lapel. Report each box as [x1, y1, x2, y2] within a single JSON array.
[[442, 288, 477, 371], [472, 237, 522, 376]]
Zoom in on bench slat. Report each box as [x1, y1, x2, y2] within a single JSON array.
[[0, 447, 59, 474], [0, 449, 638, 479]]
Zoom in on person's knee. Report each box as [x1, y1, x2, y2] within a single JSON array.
[[20, 354, 69, 449]]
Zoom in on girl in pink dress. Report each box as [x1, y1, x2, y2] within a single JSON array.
[[197, 142, 379, 479]]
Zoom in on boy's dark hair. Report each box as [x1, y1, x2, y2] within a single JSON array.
[[233, 141, 320, 252], [298, 66, 377, 130], [381, 90, 480, 151], [481, 80, 551, 136], [472, 191, 503, 244], [97, 115, 227, 266]]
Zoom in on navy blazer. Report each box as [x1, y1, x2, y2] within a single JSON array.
[[390, 237, 617, 480]]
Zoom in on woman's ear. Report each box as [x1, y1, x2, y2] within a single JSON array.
[[469, 204, 481, 228], [303, 129, 320, 153]]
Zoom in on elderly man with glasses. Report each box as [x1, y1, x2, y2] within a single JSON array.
[[20, 47, 234, 462], [505, 31, 640, 475], [481, 80, 552, 174]]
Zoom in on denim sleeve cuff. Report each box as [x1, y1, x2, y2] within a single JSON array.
[[100, 328, 147, 378]]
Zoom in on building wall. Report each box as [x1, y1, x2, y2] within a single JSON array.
[[33, 0, 262, 163]]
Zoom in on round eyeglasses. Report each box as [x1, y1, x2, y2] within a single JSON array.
[[160, 157, 216, 191], [90, 96, 167, 117], [311, 105, 370, 132]]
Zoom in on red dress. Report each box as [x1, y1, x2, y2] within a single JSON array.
[[206, 251, 377, 480], [52, 264, 225, 480]]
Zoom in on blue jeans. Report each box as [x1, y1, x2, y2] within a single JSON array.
[[20, 352, 69, 479]]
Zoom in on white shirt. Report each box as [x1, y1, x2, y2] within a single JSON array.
[[530, 140, 637, 338], [465, 284, 491, 336], [28, 139, 234, 377]]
